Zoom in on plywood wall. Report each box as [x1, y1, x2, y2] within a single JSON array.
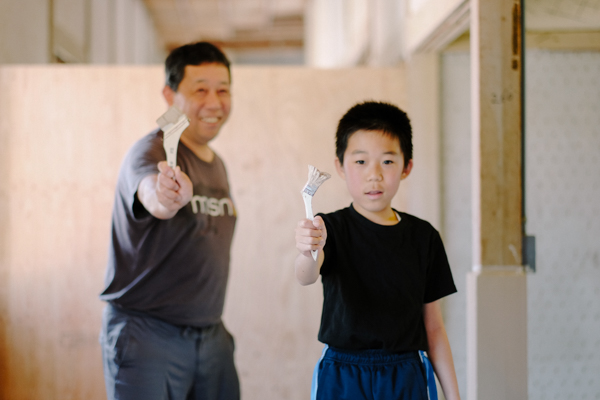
[[0, 65, 411, 400], [0, 66, 166, 400]]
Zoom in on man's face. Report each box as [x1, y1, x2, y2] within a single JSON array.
[[166, 63, 231, 147], [335, 129, 412, 224]]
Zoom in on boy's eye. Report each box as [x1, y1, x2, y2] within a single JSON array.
[[383, 160, 394, 165], [355, 160, 365, 165]]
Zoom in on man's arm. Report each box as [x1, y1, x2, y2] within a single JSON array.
[[294, 216, 326, 285], [137, 161, 193, 220], [423, 300, 461, 400]]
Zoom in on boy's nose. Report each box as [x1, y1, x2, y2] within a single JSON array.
[[367, 165, 383, 181]]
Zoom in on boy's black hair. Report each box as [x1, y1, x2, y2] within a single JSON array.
[[336, 101, 413, 168], [165, 42, 231, 91]]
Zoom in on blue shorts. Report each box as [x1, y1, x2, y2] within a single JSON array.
[[311, 346, 435, 400], [100, 304, 239, 400]]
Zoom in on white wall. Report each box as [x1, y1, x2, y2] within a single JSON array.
[[0, 0, 51, 63], [524, 50, 600, 400], [440, 49, 472, 397], [0, 0, 165, 64], [440, 48, 600, 399], [404, 0, 466, 54], [304, 0, 404, 67]]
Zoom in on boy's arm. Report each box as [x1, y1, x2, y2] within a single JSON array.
[[137, 161, 193, 220], [423, 300, 461, 400], [294, 216, 327, 285]]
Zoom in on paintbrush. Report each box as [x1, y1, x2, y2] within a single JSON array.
[[156, 105, 190, 169], [301, 165, 331, 260]]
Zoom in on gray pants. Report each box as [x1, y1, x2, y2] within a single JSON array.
[[100, 305, 240, 400]]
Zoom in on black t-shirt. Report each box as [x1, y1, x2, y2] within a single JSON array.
[[317, 205, 456, 352], [100, 129, 236, 327]]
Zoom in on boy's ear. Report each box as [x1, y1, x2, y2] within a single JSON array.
[[335, 157, 346, 180], [401, 159, 414, 180], [162, 85, 175, 106]]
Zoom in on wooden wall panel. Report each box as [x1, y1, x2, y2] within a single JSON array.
[[0, 65, 408, 400], [0, 66, 165, 400], [0, 68, 11, 396]]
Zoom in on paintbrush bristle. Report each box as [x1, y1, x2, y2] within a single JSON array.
[[156, 105, 184, 129], [302, 165, 331, 196]]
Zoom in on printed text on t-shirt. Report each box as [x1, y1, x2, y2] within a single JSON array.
[[190, 195, 235, 216]]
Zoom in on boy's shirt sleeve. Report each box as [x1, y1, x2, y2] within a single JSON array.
[[423, 229, 457, 303]]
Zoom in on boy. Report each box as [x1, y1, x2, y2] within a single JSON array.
[[295, 101, 461, 400]]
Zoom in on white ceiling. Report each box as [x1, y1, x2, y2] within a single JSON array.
[[142, 0, 306, 52], [142, 0, 600, 55]]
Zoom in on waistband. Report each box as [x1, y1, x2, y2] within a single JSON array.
[[106, 303, 218, 334], [325, 347, 420, 365]]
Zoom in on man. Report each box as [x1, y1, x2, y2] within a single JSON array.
[[100, 42, 239, 400]]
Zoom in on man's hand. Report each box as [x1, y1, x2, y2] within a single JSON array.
[[137, 161, 193, 219], [156, 161, 193, 209]]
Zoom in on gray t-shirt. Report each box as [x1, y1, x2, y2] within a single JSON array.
[[100, 129, 237, 327]]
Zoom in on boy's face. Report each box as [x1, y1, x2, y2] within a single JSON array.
[[335, 129, 413, 224], [163, 63, 231, 147]]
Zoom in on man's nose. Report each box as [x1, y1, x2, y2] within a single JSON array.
[[204, 90, 221, 108]]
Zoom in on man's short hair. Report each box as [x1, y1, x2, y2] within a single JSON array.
[[335, 101, 413, 167], [165, 42, 231, 91]]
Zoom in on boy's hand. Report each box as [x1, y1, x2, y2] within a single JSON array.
[[295, 216, 327, 258]]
